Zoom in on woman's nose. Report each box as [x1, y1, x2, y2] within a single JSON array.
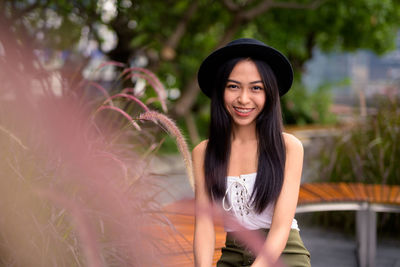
[[238, 89, 250, 104]]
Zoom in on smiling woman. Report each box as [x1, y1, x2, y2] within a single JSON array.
[[193, 38, 310, 267]]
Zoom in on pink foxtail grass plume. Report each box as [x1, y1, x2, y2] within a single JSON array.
[[96, 60, 126, 71], [95, 151, 129, 182], [94, 105, 141, 131], [121, 88, 167, 114], [0, 125, 29, 150], [121, 87, 135, 94], [38, 189, 105, 267], [122, 68, 168, 112], [103, 93, 150, 112], [1, 34, 185, 267], [139, 111, 194, 190], [145, 96, 163, 106], [88, 81, 114, 106], [124, 72, 168, 112], [121, 67, 164, 90], [0, 90, 174, 266]]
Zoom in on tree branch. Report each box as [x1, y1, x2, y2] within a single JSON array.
[[222, 0, 258, 12], [161, 0, 199, 60], [12, 1, 49, 21], [241, 0, 273, 20], [241, 0, 324, 20], [269, 0, 325, 10], [222, 0, 240, 12], [173, 14, 242, 117]]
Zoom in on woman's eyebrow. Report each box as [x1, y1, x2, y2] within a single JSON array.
[[227, 79, 263, 84], [227, 79, 240, 84]]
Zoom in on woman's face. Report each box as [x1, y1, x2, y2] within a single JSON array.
[[223, 59, 266, 128]]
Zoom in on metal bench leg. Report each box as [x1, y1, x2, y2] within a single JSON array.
[[367, 209, 376, 267], [356, 209, 368, 267]]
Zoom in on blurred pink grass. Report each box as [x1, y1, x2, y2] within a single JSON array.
[[0, 124, 29, 150], [95, 105, 142, 131], [139, 111, 194, 190], [0, 62, 190, 266], [96, 61, 126, 70], [121, 67, 168, 112], [103, 93, 150, 112], [38, 189, 104, 267], [87, 81, 114, 106]]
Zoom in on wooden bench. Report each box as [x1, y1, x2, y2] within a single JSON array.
[[162, 183, 400, 267], [297, 182, 400, 267]]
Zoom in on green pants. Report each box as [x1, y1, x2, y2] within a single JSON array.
[[217, 229, 311, 267]]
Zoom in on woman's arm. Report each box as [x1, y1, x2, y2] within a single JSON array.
[[193, 140, 215, 267], [252, 133, 304, 266]]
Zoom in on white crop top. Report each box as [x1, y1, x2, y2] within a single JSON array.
[[222, 173, 299, 232]]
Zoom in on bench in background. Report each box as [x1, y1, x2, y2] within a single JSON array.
[[162, 183, 400, 267], [297, 182, 400, 267]]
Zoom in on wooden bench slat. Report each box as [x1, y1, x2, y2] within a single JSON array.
[[373, 184, 383, 203], [338, 183, 357, 200], [319, 183, 350, 201], [298, 186, 322, 203], [348, 183, 368, 201], [380, 184, 390, 203], [301, 183, 334, 201], [389, 185, 400, 203], [395, 188, 400, 203], [164, 250, 220, 267], [366, 184, 375, 202]]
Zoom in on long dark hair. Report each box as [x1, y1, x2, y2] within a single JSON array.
[[204, 57, 286, 213]]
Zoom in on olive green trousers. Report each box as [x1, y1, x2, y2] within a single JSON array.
[[216, 229, 311, 267]]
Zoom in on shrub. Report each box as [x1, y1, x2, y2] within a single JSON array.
[[318, 96, 400, 185], [282, 80, 337, 125], [314, 96, 400, 237]]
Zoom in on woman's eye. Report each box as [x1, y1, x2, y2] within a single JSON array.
[[227, 84, 238, 89], [252, 86, 263, 91]]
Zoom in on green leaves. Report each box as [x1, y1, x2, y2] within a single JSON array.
[[3, 0, 400, 131], [317, 97, 400, 185]]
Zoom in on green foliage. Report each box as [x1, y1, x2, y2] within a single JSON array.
[[282, 80, 337, 125], [3, 0, 400, 135], [313, 96, 400, 237], [318, 97, 400, 184]]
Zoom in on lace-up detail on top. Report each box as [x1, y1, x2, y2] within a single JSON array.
[[222, 173, 299, 232], [222, 174, 253, 217]]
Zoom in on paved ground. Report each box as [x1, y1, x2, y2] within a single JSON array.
[[298, 218, 400, 267], [151, 155, 400, 267]]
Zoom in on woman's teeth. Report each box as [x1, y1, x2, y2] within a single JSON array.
[[234, 107, 253, 114]]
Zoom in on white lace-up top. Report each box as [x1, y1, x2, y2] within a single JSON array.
[[222, 173, 299, 232]]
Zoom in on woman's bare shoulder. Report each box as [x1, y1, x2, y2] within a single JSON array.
[[282, 132, 303, 153], [192, 140, 208, 193], [192, 139, 208, 159]]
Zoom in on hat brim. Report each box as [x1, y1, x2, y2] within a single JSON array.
[[197, 42, 293, 97]]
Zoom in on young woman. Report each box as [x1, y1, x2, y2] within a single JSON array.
[[193, 38, 310, 267]]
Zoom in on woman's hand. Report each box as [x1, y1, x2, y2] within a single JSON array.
[[251, 255, 272, 267]]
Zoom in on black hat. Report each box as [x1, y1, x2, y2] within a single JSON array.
[[197, 38, 293, 97]]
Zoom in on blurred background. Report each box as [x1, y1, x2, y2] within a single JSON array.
[[1, 0, 400, 266]]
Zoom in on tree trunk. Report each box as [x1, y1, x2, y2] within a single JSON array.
[[172, 16, 243, 117]]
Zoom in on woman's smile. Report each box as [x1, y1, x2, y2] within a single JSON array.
[[233, 106, 255, 116]]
